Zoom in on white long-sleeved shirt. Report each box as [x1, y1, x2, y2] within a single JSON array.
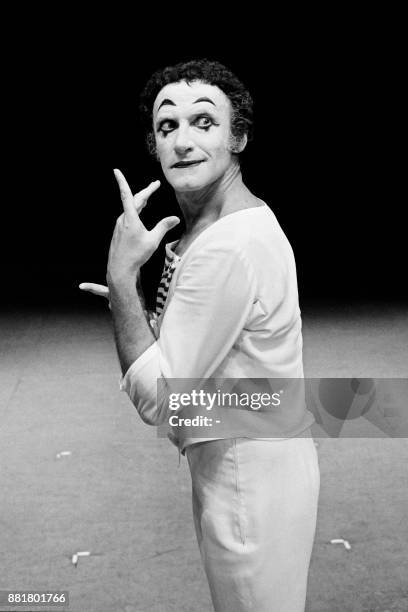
[[120, 203, 315, 452]]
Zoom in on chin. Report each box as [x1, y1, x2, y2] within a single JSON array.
[[175, 182, 205, 192], [168, 177, 209, 192]]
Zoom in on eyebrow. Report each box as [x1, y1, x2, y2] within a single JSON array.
[[157, 96, 216, 111]]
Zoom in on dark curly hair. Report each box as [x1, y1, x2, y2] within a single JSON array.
[[139, 59, 254, 157]]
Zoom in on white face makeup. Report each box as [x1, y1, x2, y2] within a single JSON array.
[[152, 80, 239, 193]]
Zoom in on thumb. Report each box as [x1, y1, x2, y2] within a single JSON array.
[[150, 216, 180, 244]]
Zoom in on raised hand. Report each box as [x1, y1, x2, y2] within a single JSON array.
[[79, 168, 180, 300], [107, 169, 180, 284]]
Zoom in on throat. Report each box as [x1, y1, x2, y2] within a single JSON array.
[[173, 234, 199, 257]]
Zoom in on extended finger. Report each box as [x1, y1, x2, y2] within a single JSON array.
[[79, 283, 110, 299], [134, 180, 161, 213], [149, 216, 180, 245], [113, 169, 136, 219]]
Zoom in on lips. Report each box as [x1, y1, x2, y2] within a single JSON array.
[[172, 160, 205, 168]]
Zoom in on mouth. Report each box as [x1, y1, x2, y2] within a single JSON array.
[[171, 160, 205, 168]]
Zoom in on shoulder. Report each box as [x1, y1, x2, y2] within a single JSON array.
[[175, 204, 291, 287], [182, 205, 277, 256]]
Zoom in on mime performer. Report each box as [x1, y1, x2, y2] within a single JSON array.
[[80, 59, 320, 612]]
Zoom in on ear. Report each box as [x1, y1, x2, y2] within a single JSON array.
[[230, 133, 248, 154]]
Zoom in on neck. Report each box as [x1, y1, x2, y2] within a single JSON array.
[[174, 159, 253, 233]]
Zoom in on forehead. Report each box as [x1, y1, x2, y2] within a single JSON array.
[[153, 80, 231, 116]]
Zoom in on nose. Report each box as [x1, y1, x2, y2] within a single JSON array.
[[174, 124, 194, 155]]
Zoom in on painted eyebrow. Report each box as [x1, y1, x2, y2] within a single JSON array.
[[157, 96, 216, 111]]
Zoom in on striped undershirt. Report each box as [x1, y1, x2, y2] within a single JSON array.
[[156, 243, 181, 316]]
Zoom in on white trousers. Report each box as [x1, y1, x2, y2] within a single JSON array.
[[186, 432, 320, 612]]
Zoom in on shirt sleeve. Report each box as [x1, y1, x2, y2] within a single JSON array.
[[120, 239, 257, 425]]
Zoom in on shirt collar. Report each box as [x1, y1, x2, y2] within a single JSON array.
[[165, 240, 181, 262]]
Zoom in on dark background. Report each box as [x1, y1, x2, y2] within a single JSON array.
[[2, 24, 405, 310]]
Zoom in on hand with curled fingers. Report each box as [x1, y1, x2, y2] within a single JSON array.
[[107, 169, 180, 285], [79, 168, 180, 300]]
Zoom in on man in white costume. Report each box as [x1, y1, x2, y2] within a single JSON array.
[[81, 59, 320, 612]]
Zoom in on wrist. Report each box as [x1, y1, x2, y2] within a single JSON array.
[[107, 268, 140, 290]]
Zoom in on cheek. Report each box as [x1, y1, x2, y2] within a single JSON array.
[[209, 140, 232, 163], [208, 130, 231, 156], [155, 138, 166, 155], [156, 141, 171, 165]]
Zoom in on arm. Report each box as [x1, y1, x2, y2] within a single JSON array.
[[79, 271, 155, 325], [121, 238, 258, 424], [108, 275, 155, 376], [105, 169, 179, 375]]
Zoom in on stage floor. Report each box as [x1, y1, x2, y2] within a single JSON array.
[[0, 303, 407, 612]]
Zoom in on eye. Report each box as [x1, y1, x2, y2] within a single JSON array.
[[157, 119, 177, 135], [194, 116, 214, 130]]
